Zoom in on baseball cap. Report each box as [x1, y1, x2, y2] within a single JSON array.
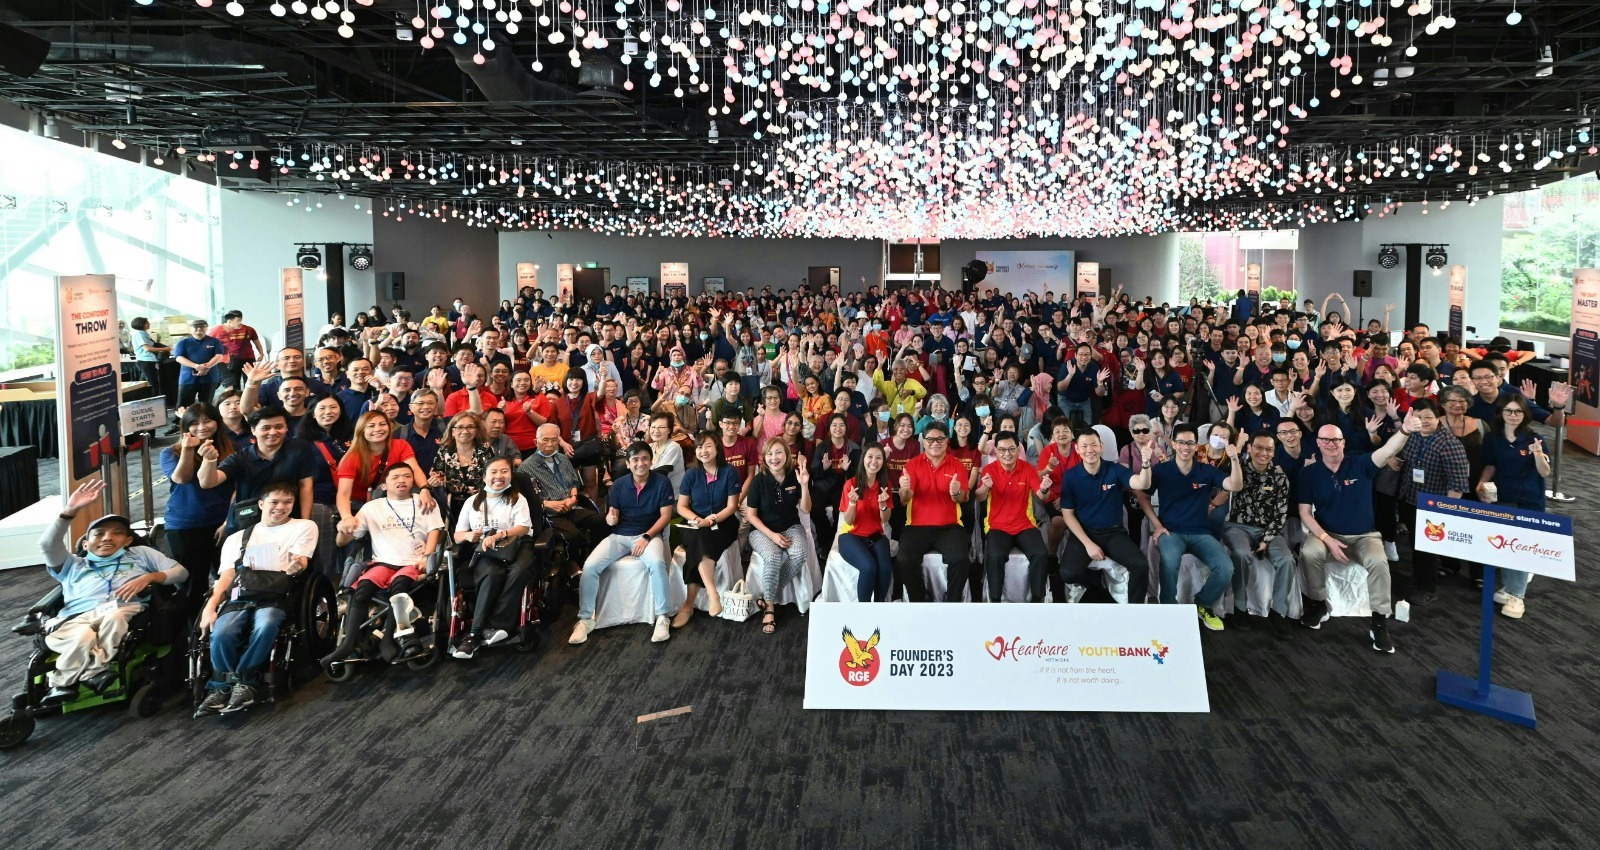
[[87, 514, 133, 534]]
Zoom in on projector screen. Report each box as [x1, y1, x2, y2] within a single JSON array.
[[975, 250, 1076, 299]]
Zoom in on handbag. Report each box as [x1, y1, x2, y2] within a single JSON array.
[[228, 525, 293, 607], [571, 436, 603, 467], [473, 496, 524, 564], [719, 579, 754, 623]]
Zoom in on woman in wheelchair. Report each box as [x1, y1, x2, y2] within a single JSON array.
[[36, 480, 189, 706], [449, 457, 534, 660], [321, 464, 445, 672], [195, 482, 319, 717]]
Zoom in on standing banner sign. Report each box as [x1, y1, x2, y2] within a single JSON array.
[[1570, 269, 1600, 454], [1075, 261, 1099, 301], [661, 262, 689, 301], [55, 274, 123, 531], [803, 602, 1209, 712], [554, 264, 575, 308], [1448, 265, 1467, 344], [280, 267, 305, 353], [516, 262, 539, 290], [1246, 262, 1262, 297], [1416, 494, 1577, 727]]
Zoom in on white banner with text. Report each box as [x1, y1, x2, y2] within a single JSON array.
[[803, 602, 1209, 712], [1414, 494, 1575, 581]]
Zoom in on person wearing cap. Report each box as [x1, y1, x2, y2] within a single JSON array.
[[37, 480, 188, 706], [569, 441, 677, 646], [173, 318, 229, 417]]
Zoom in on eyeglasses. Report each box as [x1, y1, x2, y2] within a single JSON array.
[[1317, 436, 1345, 443], [924, 436, 948, 443], [1130, 427, 1150, 435], [1503, 409, 1526, 416], [996, 444, 1019, 452], [1172, 439, 1197, 446]]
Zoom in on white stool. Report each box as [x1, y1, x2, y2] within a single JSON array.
[[592, 551, 688, 631], [920, 554, 973, 602], [1089, 558, 1130, 604], [746, 515, 822, 614], [819, 548, 860, 603], [1314, 561, 1372, 618], [999, 550, 1045, 602], [672, 544, 746, 613], [1144, 539, 1235, 616]]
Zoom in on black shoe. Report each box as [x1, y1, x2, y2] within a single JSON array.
[[83, 669, 119, 694], [395, 637, 427, 663], [221, 682, 258, 714], [40, 685, 77, 706], [1301, 599, 1330, 629], [193, 688, 229, 718], [452, 635, 480, 660], [1369, 615, 1395, 654], [1268, 611, 1294, 641]]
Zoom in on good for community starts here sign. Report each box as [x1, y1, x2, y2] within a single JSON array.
[[803, 603, 1209, 712]]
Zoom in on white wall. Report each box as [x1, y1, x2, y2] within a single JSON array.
[[1297, 197, 1503, 336], [939, 234, 1181, 302], [497, 233, 882, 300], [218, 191, 375, 349]]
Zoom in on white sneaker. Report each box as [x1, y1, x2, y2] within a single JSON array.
[[1493, 589, 1511, 605], [482, 628, 510, 647], [568, 618, 595, 645], [651, 615, 672, 643], [1501, 596, 1526, 619], [1383, 541, 1399, 562]]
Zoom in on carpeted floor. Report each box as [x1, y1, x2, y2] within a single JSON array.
[[2, 433, 1599, 849]]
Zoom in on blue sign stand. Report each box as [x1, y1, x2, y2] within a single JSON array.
[[1434, 564, 1536, 729]]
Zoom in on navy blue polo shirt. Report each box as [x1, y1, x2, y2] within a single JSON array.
[[610, 471, 675, 537], [678, 465, 744, 517], [1055, 361, 1100, 403], [173, 335, 227, 385], [1480, 432, 1546, 509], [399, 420, 444, 475], [1273, 445, 1317, 506], [1058, 462, 1135, 530], [1150, 460, 1226, 535], [258, 374, 331, 408], [1296, 454, 1379, 535]]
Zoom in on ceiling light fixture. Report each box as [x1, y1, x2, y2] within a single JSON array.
[[1378, 245, 1401, 269], [296, 244, 322, 270], [1425, 245, 1449, 271], [1537, 45, 1554, 77], [349, 244, 373, 271]]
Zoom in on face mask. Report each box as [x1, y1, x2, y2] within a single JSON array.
[[699, 333, 709, 341], [1209, 435, 1228, 451], [85, 547, 128, 566], [670, 358, 684, 368], [1287, 340, 1301, 349], [974, 405, 991, 417], [485, 481, 511, 495], [1271, 353, 1286, 364], [877, 410, 891, 422]]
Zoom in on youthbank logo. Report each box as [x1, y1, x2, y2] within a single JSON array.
[[1079, 639, 1172, 665], [838, 627, 881, 686]]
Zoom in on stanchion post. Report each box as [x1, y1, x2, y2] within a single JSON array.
[[1547, 420, 1574, 502], [138, 428, 155, 530]]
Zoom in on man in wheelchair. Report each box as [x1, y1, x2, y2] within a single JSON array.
[[518, 424, 611, 579], [323, 464, 445, 670], [36, 480, 189, 706], [195, 481, 319, 717]]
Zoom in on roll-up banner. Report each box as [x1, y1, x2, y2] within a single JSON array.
[[1246, 262, 1262, 297], [1448, 265, 1466, 344], [1076, 261, 1099, 301], [1569, 268, 1600, 454], [281, 267, 305, 353], [55, 274, 124, 531], [661, 262, 689, 301], [516, 262, 538, 290], [555, 264, 575, 307]]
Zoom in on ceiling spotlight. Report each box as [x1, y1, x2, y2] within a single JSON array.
[[111, 136, 126, 150], [708, 121, 720, 145], [349, 244, 374, 271], [1537, 45, 1554, 77], [1378, 244, 1400, 269], [296, 244, 322, 270], [1425, 245, 1449, 271]]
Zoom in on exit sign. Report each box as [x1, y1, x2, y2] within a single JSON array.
[[584, 262, 598, 268]]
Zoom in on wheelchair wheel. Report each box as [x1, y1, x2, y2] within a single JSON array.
[[536, 570, 563, 628], [300, 574, 339, 662], [324, 661, 356, 684], [127, 682, 164, 719], [0, 709, 34, 750], [405, 649, 440, 671]]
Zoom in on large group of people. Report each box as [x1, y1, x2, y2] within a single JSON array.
[[41, 280, 1571, 715]]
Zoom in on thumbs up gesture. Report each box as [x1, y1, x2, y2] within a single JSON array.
[[948, 473, 963, 499]]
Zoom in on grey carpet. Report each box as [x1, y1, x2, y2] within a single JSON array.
[[2, 433, 1599, 849]]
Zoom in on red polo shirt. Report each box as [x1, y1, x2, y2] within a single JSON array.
[[982, 459, 1042, 535], [904, 453, 967, 527], [1037, 441, 1082, 504]]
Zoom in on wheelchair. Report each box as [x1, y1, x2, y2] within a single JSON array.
[[440, 526, 558, 657], [2, 584, 189, 750], [322, 539, 446, 683], [187, 569, 338, 712]]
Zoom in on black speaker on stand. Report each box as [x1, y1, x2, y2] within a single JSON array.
[[1352, 269, 1373, 328], [381, 272, 406, 302], [961, 260, 987, 294]]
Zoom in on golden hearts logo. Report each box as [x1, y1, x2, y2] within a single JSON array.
[[1424, 520, 1446, 542]]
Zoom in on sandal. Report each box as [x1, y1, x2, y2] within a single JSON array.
[[761, 604, 777, 635], [671, 606, 694, 629]]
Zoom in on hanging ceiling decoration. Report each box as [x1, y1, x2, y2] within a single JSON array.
[[5, 1, 1594, 236]]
